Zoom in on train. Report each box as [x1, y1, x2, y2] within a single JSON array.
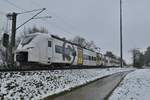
[[15, 33, 120, 69]]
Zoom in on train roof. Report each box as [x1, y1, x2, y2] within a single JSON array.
[[24, 33, 102, 54], [51, 35, 99, 53]]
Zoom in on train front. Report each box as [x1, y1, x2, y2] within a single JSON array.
[[15, 33, 40, 66]]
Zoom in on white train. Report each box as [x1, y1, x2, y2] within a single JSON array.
[[15, 33, 120, 68]]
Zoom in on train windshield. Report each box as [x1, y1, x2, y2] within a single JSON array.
[[21, 35, 36, 46]]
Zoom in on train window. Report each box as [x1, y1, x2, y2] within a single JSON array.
[[55, 45, 63, 54], [83, 54, 87, 60], [89, 56, 91, 61], [99, 57, 101, 60], [85, 55, 87, 60], [94, 57, 96, 61], [87, 55, 89, 60], [21, 35, 36, 46], [106, 60, 108, 63], [64, 48, 70, 55], [72, 50, 76, 56], [93, 57, 95, 61], [48, 41, 51, 47]]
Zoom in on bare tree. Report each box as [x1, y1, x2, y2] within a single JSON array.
[[105, 51, 116, 59], [131, 48, 144, 68], [16, 25, 48, 46], [72, 36, 98, 51], [40, 26, 48, 33], [72, 36, 87, 47], [21, 25, 48, 35], [144, 47, 150, 66]]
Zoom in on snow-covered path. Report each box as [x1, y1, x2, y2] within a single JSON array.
[[0, 68, 132, 99], [47, 71, 131, 100], [109, 69, 150, 100]]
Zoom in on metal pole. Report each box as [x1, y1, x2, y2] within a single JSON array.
[[120, 0, 123, 67], [10, 12, 17, 67], [6, 8, 47, 68]]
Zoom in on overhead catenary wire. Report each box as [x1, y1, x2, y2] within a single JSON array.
[[29, 0, 77, 36], [17, 8, 47, 15], [16, 8, 46, 30], [1, 0, 49, 30], [1, 1, 49, 71], [32, 16, 52, 19], [29, 0, 91, 39], [1, 0, 26, 11], [1, 0, 46, 15], [1, 0, 75, 36], [26, 0, 75, 36]]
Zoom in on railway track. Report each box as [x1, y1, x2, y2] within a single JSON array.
[[0, 65, 119, 72]]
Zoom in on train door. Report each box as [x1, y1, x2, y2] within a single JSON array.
[[47, 40, 53, 64], [77, 47, 83, 65], [96, 53, 100, 65]]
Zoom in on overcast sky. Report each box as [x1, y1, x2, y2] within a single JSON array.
[[0, 0, 150, 63]]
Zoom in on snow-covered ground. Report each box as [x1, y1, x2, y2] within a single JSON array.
[[0, 68, 132, 99], [109, 69, 150, 100]]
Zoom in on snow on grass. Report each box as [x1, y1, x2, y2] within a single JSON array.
[[0, 68, 132, 99], [109, 69, 150, 100]]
